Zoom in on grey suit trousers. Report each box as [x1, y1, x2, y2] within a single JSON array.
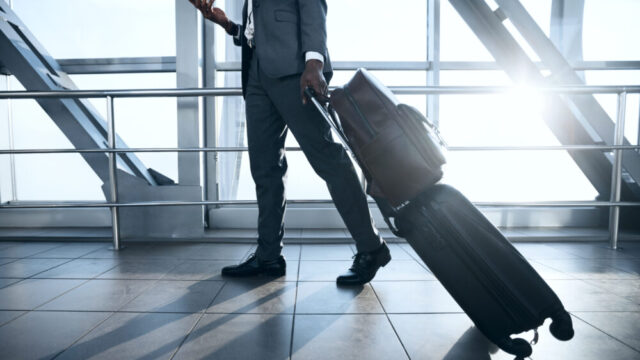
[[245, 55, 382, 261]]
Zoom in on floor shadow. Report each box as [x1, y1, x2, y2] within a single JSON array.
[[41, 274, 361, 360], [443, 326, 499, 360]]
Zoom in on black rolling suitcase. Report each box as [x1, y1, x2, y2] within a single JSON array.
[[395, 184, 574, 358], [305, 69, 574, 359]]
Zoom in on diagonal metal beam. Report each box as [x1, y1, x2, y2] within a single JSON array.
[[0, 1, 156, 185], [449, 0, 640, 200]]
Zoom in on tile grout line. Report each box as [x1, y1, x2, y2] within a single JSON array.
[[34, 251, 187, 359], [168, 280, 229, 360], [0, 245, 116, 328], [49, 259, 205, 360], [40, 257, 165, 359], [571, 312, 640, 354], [288, 245, 303, 360], [396, 243, 432, 272], [369, 282, 412, 360]]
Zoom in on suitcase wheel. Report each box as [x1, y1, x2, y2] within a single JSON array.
[[494, 337, 532, 359], [550, 310, 575, 341]]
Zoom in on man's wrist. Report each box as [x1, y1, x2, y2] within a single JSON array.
[[305, 51, 324, 65], [305, 59, 324, 72]]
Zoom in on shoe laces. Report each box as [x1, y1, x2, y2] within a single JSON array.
[[350, 252, 373, 271]]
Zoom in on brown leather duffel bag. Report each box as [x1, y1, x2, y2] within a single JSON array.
[[327, 69, 446, 207]]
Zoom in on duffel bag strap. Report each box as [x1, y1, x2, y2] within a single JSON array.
[[398, 104, 448, 148]]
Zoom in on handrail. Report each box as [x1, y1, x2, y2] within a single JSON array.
[[1, 85, 640, 99], [1, 144, 640, 155], [0, 85, 637, 250], [1, 200, 640, 209]]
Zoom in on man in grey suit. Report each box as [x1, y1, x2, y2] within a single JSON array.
[[190, 0, 390, 285]]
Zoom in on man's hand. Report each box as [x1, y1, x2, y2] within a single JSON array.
[[301, 60, 327, 105], [188, 0, 234, 35]]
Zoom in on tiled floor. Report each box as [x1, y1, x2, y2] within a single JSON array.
[[0, 241, 639, 360]]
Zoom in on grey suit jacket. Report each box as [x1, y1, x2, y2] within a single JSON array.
[[232, 0, 333, 96]]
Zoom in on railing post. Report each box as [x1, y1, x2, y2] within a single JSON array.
[[106, 96, 121, 250], [609, 92, 627, 250]]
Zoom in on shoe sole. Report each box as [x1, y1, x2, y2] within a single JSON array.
[[221, 269, 286, 278]]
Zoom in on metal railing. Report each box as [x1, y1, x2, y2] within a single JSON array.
[[1, 85, 639, 250]]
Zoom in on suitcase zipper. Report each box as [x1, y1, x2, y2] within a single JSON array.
[[451, 209, 540, 326], [343, 87, 377, 139]]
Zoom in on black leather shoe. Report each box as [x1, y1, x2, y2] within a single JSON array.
[[221, 254, 286, 277], [336, 242, 391, 286]]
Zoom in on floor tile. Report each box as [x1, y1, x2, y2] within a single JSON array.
[[373, 260, 436, 281], [0, 258, 17, 266], [386, 243, 418, 260], [512, 243, 581, 260], [0, 279, 84, 310], [56, 312, 200, 360], [529, 261, 576, 280], [33, 259, 119, 279], [0, 310, 25, 326], [80, 244, 157, 259], [547, 280, 640, 312], [0, 243, 63, 258], [584, 279, 640, 301], [295, 282, 383, 314], [389, 313, 496, 360], [162, 260, 239, 281], [0, 258, 70, 278], [152, 243, 252, 260], [28, 243, 108, 259], [96, 260, 180, 280], [173, 314, 293, 360], [121, 280, 224, 313], [549, 243, 638, 259], [0, 311, 110, 360], [298, 260, 353, 281], [282, 244, 302, 260], [390, 313, 640, 360], [0, 278, 20, 289], [575, 312, 640, 352], [39, 279, 155, 311], [208, 279, 297, 314], [292, 314, 408, 360], [536, 259, 639, 280], [300, 244, 354, 260], [605, 258, 640, 276], [372, 281, 462, 313]]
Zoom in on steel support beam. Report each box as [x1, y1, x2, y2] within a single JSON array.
[[449, 0, 640, 202], [427, 0, 441, 126], [0, 1, 157, 185], [494, 0, 640, 199], [550, 0, 585, 80], [175, 0, 201, 187], [202, 13, 218, 221]]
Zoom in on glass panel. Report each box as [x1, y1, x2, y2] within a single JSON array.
[[71, 73, 178, 182], [441, 1, 493, 61], [583, 0, 640, 61], [326, 0, 426, 62], [11, 0, 175, 59], [437, 70, 598, 201], [8, 77, 105, 201], [442, 151, 598, 202], [9, 73, 177, 201]]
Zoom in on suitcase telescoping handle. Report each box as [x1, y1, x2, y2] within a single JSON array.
[[305, 87, 406, 238], [304, 87, 354, 156]]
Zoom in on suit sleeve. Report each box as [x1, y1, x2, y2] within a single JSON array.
[[231, 22, 243, 47], [298, 0, 328, 59]]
